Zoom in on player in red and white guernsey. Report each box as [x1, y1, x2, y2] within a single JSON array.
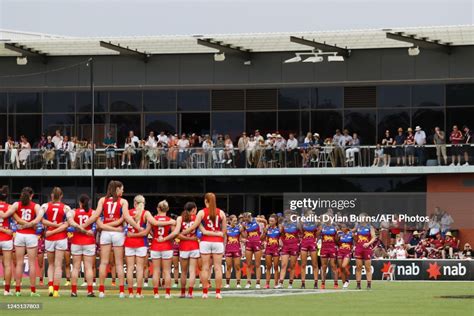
[[182, 193, 227, 299], [0, 186, 13, 296], [66, 194, 96, 297], [2, 187, 43, 296], [145, 200, 179, 299], [124, 195, 152, 298], [41, 187, 71, 297], [176, 202, 200, 298], [82, 180, 141, 298]]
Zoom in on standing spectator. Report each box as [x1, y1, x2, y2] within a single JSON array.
[[177, 133, 190, 168], [246, 135, 257, 167], [103, 131, 117, 169], [51, 129, 63, 150], [237, 132, 248, 168], [4, 136, 19, 168], [301, 132, 314, 167], [462, 125, 473, 166], [381, 130, 394, 167], [69, 136, 79, 169], [57, 135, 71, 168], [449, 125, 463, 166], [128, 130, 140, 164], [405, 128, 415, 166], [286, 133, 298, 167], [345, 132, 360, 165], [414, 126, 426, 166], [427, 213, 441, 237], [332, 129, 345, 167], [18, 135, 31, 167], [81, 138, 93, 167], [145, 131, 157, 148], [439, 208, 454, 236], [433, 127, 448, 165], [254, 130, 264, 143], [157, 131, 168, 148], [372, 144, 383, 167], [37, 134, 47, 149], [394, 128, 406, 166], [273, 134, 286, 166]]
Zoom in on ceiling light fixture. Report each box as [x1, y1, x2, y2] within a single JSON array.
[[214, 52, 226, 61]]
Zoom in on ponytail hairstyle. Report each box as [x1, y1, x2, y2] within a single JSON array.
[[51, 187, 63, 202], [20, 187, 33, 205], [157, 200, 169, 214], [269, 214, 278, 226], [229, 214, 237, 226], [134, 195, 146, 222], [182, 201, 197, 222], [0, 185, 8, 202], [204, 192, 217, 222], [106, 180, 123, 202], [79, 194, 90, 210]]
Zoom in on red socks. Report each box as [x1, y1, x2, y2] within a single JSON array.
[[48, 281, 53, 287], [119, 285, 124, 293], [153, 287, 159, 295], [165, 288, 170, 295], [87, 285, 93, 293], [99, 285, 105, 293], [15, 285, 21, 292], [128, 287, 133, 295], [5, 284, 10, 292], [188, 287, 193, 295], [30, 286, 36, 293], [181, 287, 186, 295], [216, 288, 221, 294], [203, 288, 208, 294], [53, 285, 59, 292], [71, 285, 77, 294], [137, 287, 142, 295]]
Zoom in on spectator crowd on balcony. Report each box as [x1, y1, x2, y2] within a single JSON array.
[[1, 124, 472, 169]]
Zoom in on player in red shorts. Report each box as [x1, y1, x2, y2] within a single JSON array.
[[41, 187, 72, 297], [241, 212, 266, 288], [182, 193, 227, 299], [124, 195, 152, 298], [146, 200, 179, 299], [0, 185, 13, 296], [2, 187, 44, 296], [82, 180, 142, 298], [176, 202, 200, 298], [337, 224, 354, 289], [320, 220, 339, 289], [276, 212, 300, 289], [224, 214, 243, 289], [354, 213, 376, 290], [263, 214, 280, 289], [67, 194, 97, 297], [299, 210, 319, 289]]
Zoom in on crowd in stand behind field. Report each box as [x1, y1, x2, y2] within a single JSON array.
[[1, 124, 472, 169]]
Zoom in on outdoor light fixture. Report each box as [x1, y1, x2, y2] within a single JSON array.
[[284, 50, 345, 64], [408, 46, 420, 56], [16, 56, 28, 65], [214, 52, 226, 61]]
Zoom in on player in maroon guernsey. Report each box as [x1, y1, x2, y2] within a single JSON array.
[[124, 195, 152, 298], [263, 214, 281, 289], [354, 213, 376, 290], [0, 186, 13, 296], [299, 210, 319, 289], [224, 214, 244, 289], [182, 193, 227, 299], [1, 187, 43, 296], [81, 180, 142, 298], [276, 212, 300, 289], [67, 194, 97, 297], [319, 218, 339, 289], [176, 202, 201, 298], [241, 212, 266, 289], [41, 187, 72, 297]]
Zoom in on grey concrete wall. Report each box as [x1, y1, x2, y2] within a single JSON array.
[[0, 46, 473, 90]]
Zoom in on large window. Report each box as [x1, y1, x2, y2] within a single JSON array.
[[109, 114, 141, 145], [143, 90, 176, 112], [446, 84, 474, 106], [43, 91, 75, 113], [311, 110, 343, 138], [9, 93, 42, 113], [180, 113, 210, 135], [312, 87, 343, 109], [412, 108, 445, 135], [13, 114, 41, 144], [0, 93, 7, 113], [278, 88, 311, 110], [377, 86, 411, 107], [377, 109, 410, 141], [76, 91, 107, 112], [246, 112, 276, 135], [211, 112, 244, 143], [278, 111, 300, 138], [145, 113, 177, 135], [110, 91, 142, 112], [43, 114, 75, 136], [447, 108, 474, 131], [412, 85, 444, 107], [344, 110, 376, 145], [177, 90, 210, 111], [0, 115, 6, 143]]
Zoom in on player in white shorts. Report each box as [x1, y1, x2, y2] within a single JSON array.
[[0, 185, 13, 296]]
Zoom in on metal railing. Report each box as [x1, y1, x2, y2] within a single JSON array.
[[0, 144, 472, 170]]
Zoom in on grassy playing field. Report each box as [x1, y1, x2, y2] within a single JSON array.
[[0, 280, 473, 315]]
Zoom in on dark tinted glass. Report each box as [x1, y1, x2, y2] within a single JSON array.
[[180, 113, 210, 135], [14, 114, 41, 144], [377, 109, 410, 141], [177, 90, 210, 111], [412, 85, 444, 107], [77, 114, 106, 144], [9, 93, 42, 113], [143, 90, 176, 112], [246, 112, 277, 135], [311, 110, 343, 138], [110, 91, 142, 112], [0, 115, 6, 143], [344, 110, 376, 145], [43, 91, 75, 112], [447, 108, 474, 131], [42, 114, 75, 136], [211, 112, 244, 143], [446, 84, 474, 106], [278, 111, 300, 138], [76, 91, 107, 112], [311, 87, 343, 109], [377, 85, 411, 107], [412, 108, 445, 138], [145, 113, 177, 135], [278, 88, 311, 110], [110, 114, 141, 145], [0, 93, 6, 113]]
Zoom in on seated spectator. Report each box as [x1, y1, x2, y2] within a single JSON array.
[[372, 144, 383, 167], [121, 136, 136, 167], [42, 136, 55, 167], [345, 132, 360, 164], [301, 132, 314, 167], [246, 135, 257, 167], [390, 244, 407, 259], [461, 243, 473, 259], [415, 239, 429, 258], [52, 129, 63, 150], [177, 133, 190, 168], [427, 212, 441, 237], [103, 131, 117, 169], [4, 136, 19, 168], [442, 231, 459, 259], [157, 131, 168, 148], [69, 136, 79, 169], [57, 135, 71, 168], [18, 135, 31, 167], [37, 134, 47, 149], [273, 134, 285, 166], [407, 231, 421, 258], [223, 134, 234, 165], [439, 208, 454, 236], [430, 232, 445, 258]]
